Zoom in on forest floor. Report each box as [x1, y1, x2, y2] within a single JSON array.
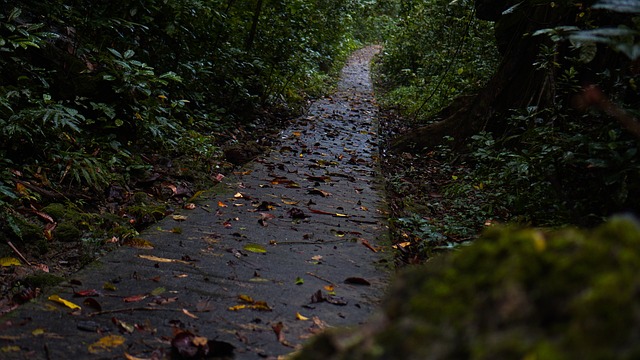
[[0, 46, 395, 359]]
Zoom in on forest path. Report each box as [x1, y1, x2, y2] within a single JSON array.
[[0, 46, 389, 359]]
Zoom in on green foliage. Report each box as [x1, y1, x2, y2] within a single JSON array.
[[294, 216, 640, 359], [0, 0, 379, 245], [376, 0, 498, 120]]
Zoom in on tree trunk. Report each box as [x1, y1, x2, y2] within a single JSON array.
[[391, 1, 564, 153], [245, 0, 263, 51]]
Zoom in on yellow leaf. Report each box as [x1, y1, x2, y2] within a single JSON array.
[[88, 335, 126, 354], [324, 285, 335, 292], [292, 131, 302, 137], [296, 312, 309, 321], [218, 201, 228, 207], [137, 254, 189, 264], [243, 243, 267, 253], [48, 294, 81, 310], [238, 294, 255, 303], [0, 257, 21, 267], [1, 345, 20, 353], [228, 305, 247, 311], [187, 190, 206, 203], [234, 192, 244, 198], [32, 328, 45, 336]]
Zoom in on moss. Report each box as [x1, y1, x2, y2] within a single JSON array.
[[54, 222, 82, 242], [12, 215, 44, 243], [41, 203, 67, 221], [24, 273, 64, 288], [294, 216, 640, 359]]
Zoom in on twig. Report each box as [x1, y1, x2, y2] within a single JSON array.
[[306, 272, 334, 285], [6, 240, 31, 266], [87, 307, 194, 317]]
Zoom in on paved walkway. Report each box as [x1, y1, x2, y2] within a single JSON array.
[[0, 46, 388, 359]]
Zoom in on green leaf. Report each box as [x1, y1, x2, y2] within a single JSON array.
[[243, 243, 267, 253], [295, 277, 304, 285]]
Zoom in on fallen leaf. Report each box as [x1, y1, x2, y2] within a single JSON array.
[[234, 192, 244, 198], [183, 203, 197, 210], [218, 201, 228, 208], [150, 287, 166, 296], [103, 282, 117, 291], [32, 328, 45, 336], [238, 294, 254, 303], [137, 254, 190, 264], [122, 238, 154, 249], [344, 277, 371, 286], [1, 345, 20, 353], [295, 277, 304, 285], [182, 308, 199, 319], [281, 198, 300, 205], [48, 294, 81, 310], [272, 321, 294, 347], [308, 188, 332, 197], [74, 289, 100, 297], [112, 318, 135, 333], [123, 294, 148, 303], [88, 335, 125, 354], [243, 243, 267, 253], [360, 238, 378, 253], [0, 257, 21, 267], [83, 298, 102, 312], [296, 312, 309, 321], [172, 215, 188, 221], [324, 285, 334, 292], [287, 208, 306, 219], [187, 190, 206, 203]]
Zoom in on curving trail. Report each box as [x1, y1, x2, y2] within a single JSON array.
[[0, 46, 389, 359]]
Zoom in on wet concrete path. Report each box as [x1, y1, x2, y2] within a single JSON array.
[[0, 46, 389, 359]]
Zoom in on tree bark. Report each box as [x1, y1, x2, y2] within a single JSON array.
[[245, 0, 263, 51], [390, 1, 565, 153]]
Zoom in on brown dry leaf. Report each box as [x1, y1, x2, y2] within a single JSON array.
[[172, 215, 188, 221], [272, 321, 294, 347], [137, 254, 190, 264], [182, 308, 199, 319], [88, 335, 126, 354], [308, 188, 332, 197], [183, 203, 197, 210], [360, 238, 378, 253], [122, 238, 154, 249]]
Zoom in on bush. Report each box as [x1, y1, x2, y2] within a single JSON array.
[[294, 216, 640, 359]]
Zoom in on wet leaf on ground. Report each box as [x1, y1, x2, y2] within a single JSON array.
[[243, 243, 267, 253], [344, 277, 371, 286], [88, 335, 125, 354], [48, 294, 81, 310]]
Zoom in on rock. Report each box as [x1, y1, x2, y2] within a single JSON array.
[[223, 142, 267, 165], [293, 216, 640, 359]]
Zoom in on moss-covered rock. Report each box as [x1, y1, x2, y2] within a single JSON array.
[[54, 223, 82, 242], [41, 203, 67, 221], [293, 217, 640, 360]]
